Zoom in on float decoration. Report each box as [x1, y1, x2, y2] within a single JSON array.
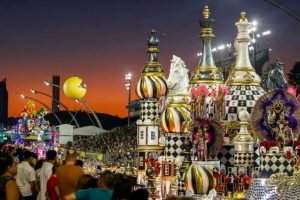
[[251, 89, 300, 144], [192, 119, 224, 161]]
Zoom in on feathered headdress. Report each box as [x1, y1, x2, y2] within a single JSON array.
[[192, 84, 209, 98]]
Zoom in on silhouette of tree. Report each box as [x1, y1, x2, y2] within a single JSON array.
[[288, 61, 300, 95]]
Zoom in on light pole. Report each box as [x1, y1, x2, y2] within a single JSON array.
[[251, 21, 258, 70], [31, 89, 80, 127], [125, 73, 132, 128], [250, 20, 271, 71], [20, 94, 62, 124]]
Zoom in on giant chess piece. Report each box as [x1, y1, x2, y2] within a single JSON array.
[[261, 59, 288, 92], [136, 30, 167, 184], [190, 5, 224, 90], [233, 110, 254, 178], [177, 139, 193, 196], [225, 12, 265, 124], [162, 55, 191, 158]]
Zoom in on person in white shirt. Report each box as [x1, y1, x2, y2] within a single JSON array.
[[39, 150, 57, 200], [16, 150, 37, 200]]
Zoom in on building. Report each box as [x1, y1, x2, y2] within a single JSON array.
[[0, 79, 8, 126]]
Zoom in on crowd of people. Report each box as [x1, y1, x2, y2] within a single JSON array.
[[73, 125, 137, 162], [0, 145, 150, 200]]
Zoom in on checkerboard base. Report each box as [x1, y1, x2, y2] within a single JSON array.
[[260, 154, 294, 178], [253, 145, 260, 170], [216, 144, 234, 171], [165, 133, 189, 157], [140, 98, 160, 121], [234, 152, 254, 166], [177, 175, 186, 196], [225, 85, 265, 121]]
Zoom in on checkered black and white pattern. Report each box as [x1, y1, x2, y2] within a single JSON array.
[[245, 179, 279, 200], [165, 133, 189, 157], [260, 154, 295, 177], [253, 145, 260, 169], [216, 144, 234, 169], [234, 152, 254, 166], [225, 85, 265, 121], [140, 99, 160, 121], [177, 175, 186, 196]]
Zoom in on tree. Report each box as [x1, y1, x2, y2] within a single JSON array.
[[288, 61, 300, 96]]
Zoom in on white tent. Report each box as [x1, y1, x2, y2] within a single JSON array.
[[73, 126, 107, 136]]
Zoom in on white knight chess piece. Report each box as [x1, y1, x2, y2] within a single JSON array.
[[167, 55, 190, 94]]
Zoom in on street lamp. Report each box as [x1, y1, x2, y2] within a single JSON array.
[[43, 80, 103, 129], [20, 94, 62, 124], [250, 21, 258, 69], [250, 20, 272, 70], [31, 88, 80, 127], [125, 72, 132, 128]]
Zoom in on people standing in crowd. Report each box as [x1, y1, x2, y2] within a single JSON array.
[[46, 164, 60, 200], [112, 174, 136, 200], [75, 160, 84, 168], [0, 153, 19, 200], [39, 150, 57, 200], [16, 150, 37, 200], [35, 159, 46, 200], [29, 153, 38, 169], [76, 175, 93, 191], [56, 148, 84, 198], [64, 170, 115, 200]]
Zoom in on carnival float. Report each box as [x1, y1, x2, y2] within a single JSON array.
[[134, 5, 300, 200], [13, 101, 59, 159]]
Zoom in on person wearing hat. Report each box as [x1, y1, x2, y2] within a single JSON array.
[[56, 148, 84, 198]]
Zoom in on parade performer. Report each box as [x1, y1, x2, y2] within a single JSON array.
[[234, 168, 250, 193], [216, 166, 230, 196], [212, 85, 228, 120]]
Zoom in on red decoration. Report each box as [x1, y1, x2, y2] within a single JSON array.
[[145, 158, 161, 176], [286, 150, 292, 160], [260, 140, 278, 150]]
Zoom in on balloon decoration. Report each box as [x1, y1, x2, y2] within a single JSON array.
[[63, 76, 87, 100]]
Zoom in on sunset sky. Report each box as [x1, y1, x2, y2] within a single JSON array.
[[1, 0, 299, 117]]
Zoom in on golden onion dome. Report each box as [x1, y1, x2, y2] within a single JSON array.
[[161, 104, 191, 133], [136, 75, 167, 99], [136, 30, 167, 99]]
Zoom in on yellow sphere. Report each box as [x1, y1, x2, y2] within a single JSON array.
[[63, 77, 87, 100]]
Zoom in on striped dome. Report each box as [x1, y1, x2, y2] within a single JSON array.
[[136, 75, 167, 99], [185, 164, 214, 195], [161, 104, 191, 133]]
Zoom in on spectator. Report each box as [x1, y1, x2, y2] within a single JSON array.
[[46, 164, 60, 200], [0, 153, 19, 200], [16, 150, 37, 200], [77, 174, 93, 190], [75, 160, 84, 168], [128, 189, 149, 200], [57, 148, 84, 198], [64, 170, 115, 200], [112, 174, 136, 200], [39, 150, 57, 200], [29, 152, 38, 169], [35, 159, 46, 200]]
